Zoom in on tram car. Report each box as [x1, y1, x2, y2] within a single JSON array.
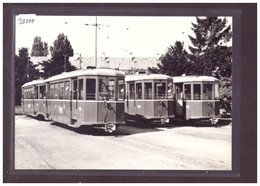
[[172, 75, 220, 124], [21, 68, 126, 133], [125, 73, 175, 124]]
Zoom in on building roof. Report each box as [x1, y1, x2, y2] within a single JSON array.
[[30, 56, 160, 71]]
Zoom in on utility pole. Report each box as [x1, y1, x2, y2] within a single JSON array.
[[84, 16, 109, 68], [95, 16, 97, 68]]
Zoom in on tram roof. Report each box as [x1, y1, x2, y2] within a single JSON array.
[[22, 79, 46, 87], [22, 68, 125, 87], [172, 75, 220, 83], [125, 73, 172, 82]]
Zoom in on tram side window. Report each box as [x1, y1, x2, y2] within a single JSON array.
[[86, 79, 96, 100], [108, 79, 115, 100], [26, 88, 29, 99], [73, 79, 77, 100], [64, 81, 70, 99], [59, 82, 64, 99], [118, 80, 124, 100], [23, 89, 26, 99], [184, 84, 191, 100], [54, 83, 59, 99], [39, 85, 46, 99], [49, 84, 54, 99], [129, 83, 135, 99], [78, 79, 84, 100], [155, 82, 166, 99], [144, 82, 152, 99], [28, 87, 32, 99], [193, 84, 201, 100], [35, 86, 38, 99], [203, 84, 213, 100]]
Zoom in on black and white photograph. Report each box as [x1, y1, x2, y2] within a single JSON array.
[[3, 3, 257, 183]]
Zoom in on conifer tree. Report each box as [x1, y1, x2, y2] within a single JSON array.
[[188, 17, 232, 77], [31, 36, 48, 56]]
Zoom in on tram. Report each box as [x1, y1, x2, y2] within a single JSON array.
[[125, 73, 175, 124], [172, 75, 220, 124], [22, 68, 126, 132]]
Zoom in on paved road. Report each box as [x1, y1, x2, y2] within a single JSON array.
[[15, 115, 232, 170]]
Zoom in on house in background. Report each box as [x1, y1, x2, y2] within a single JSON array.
[[30, 55, 160, 73]]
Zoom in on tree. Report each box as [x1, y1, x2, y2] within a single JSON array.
[[40, 33, 76, 78], [15, 48, 40, 105], [31, 36, 49, 56], [149, 41, 191, 76], [188, 17, 233, 115], [188, 17, 232, 78]]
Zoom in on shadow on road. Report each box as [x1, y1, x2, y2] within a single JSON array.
[[169, 119, 232, 128], [50, 118, 231, 137], [50, 121, 163, 137]]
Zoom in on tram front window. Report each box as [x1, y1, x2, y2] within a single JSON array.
[[108, 79, 115, 100], [184, 84, 191, 100], [86, 79, 96, 100], [154, 82, 166, 99], [203, 84, 213, 100], [136, 83, 142, 99], [193, 84, 201, 100], [144, 82, 152, 99], [99, 78, 115, 100]]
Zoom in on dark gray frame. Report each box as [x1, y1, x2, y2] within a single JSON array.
[[3, 3, 256, 183]]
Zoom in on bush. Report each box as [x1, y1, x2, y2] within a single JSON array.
[[219, 77, 232, 116]]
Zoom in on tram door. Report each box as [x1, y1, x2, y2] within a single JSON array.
[[32, 85, 36, 115], [175, 83, 184, 118], [71, 78, 78, 124]]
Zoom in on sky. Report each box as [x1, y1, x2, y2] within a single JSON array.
[[15, 15, 232, 58]]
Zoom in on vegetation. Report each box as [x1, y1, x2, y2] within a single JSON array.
[[15, 48, 40, 105], [149, 17, 232, 114], [31, 36, 48, 56], [15, 17, 232, 114], [40, 33, 76, 79]]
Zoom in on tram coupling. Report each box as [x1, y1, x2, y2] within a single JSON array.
[[161, 117, 170, 124], [105, 123, 116, 133], [209, 118, 219, 125]]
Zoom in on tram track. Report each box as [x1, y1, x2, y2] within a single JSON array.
[[15, 136, 55, 169], [15, 115, 232, 170]]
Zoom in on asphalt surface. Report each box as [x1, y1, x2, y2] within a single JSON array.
[[15, 115, 232, 170]]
